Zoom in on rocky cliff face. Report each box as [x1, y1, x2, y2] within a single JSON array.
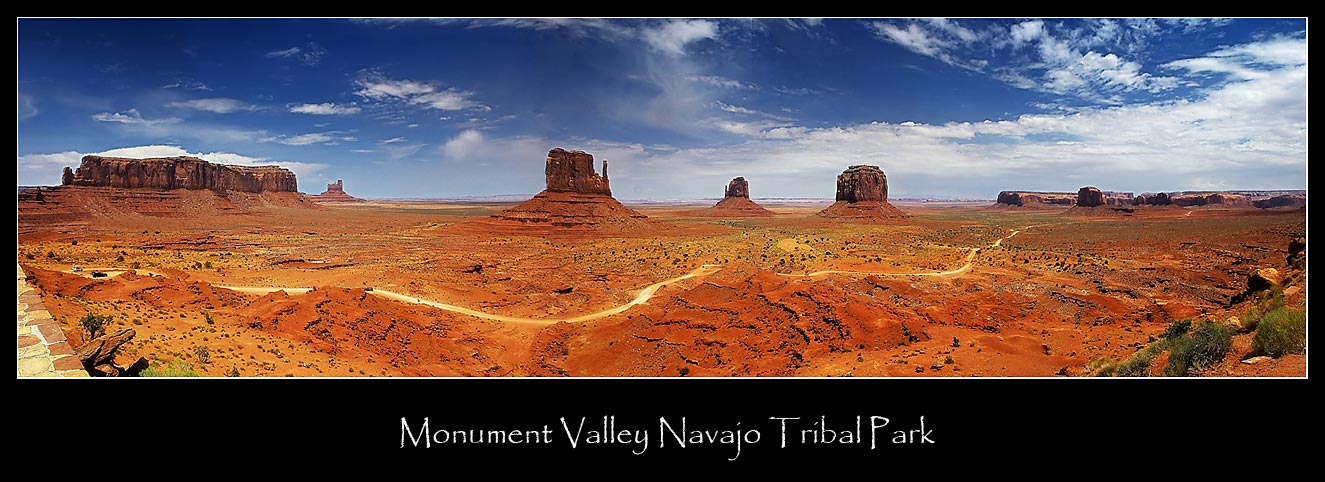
[[1076, 186, 1106, 207], [724, 177, 750, 199], [1171, 192, 1251, 207], [545, 148, 611, 196], [64, 156, 298, 193], [835, 165, 888, 202]]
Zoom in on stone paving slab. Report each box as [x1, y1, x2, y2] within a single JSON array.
[[17, 264, 88, 378]]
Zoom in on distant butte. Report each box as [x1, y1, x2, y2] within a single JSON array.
[[311, 180, 366, 203], [688, 177, 776, 217], [477, 148, 652, 231], [64, 155, 298, 192], [816, 165, 910, 220]]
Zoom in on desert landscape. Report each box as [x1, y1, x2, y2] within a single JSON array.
[[16, 149, 1306, 377], [16, 18, 1306, 378]]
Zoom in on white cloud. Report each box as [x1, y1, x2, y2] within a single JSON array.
[[167, 98, 254, 113], [18, 92, 38, 120], [870, 19, 1192, 101], [162, 79, 212, 91], [290, 102, 362, 115], [265, 43, 326, 66], [442, 129, 486, 159], [379, 137, 407, 144], [640, 19, 719, 56], [259, 131, 357, 146], [354, 74, 488, 111], [685, 74, 756, 89], [18, 145, 327, 186], [91, 109, 178, 125]]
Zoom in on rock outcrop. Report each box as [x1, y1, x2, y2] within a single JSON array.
[[725, 177, 750, 199], [545, 148, 611, 196], [1253, 194, 1305, 209], [64, 155, 298, 193], [993, 191, 1077, 207], [1170, 192, 1251, 207], [311, 179, 366, 203], [688, 177, 776, 217], [1134, 192, 1173, 206], [817, 165, 909, 220], [1076, 186, 1106, 207], [480, 148, 651, 231]]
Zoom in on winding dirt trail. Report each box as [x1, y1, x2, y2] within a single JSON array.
[[776, 227, 1027, 279], [57, 225, 1039, 324]]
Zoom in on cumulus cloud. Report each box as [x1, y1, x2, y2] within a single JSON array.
[[354, 73, 488, 112], [442, 129, 485, 159], [17, 145, 327, 186], [289, 102, 362, 115], [167, 98, 255, 113]]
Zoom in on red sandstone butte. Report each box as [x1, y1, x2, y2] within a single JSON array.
[[311, 180, 366, 203], [483, 148, 651, 230], [689, 177, 776, 217], [817, 165, 909, 220]]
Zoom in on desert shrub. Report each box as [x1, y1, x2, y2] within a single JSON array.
[[79, 313, 112, 341], [1115, 342, 1168, 377], [204, 312, 214, 325], [193, 345, 210, 364], [1253, 307, 1306, 357], [1242, 288, 1286, 331], [227, 366, 241, 377], [1086, 357, 1118, 377], [1164, 321, 1233, 376], [141, 359, 201, 377], [1161, 319, 1192, 340]]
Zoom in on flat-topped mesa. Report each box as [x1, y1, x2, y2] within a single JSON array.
[[995, 191, 1076, 207], [1253, 194, 1306, 209], [817, 165, 909, 220], [63, 155, 298, 193], [311, 179, 366, 203], [545, 148, 611, 195], [724, 177, 750, 199], [835, 165, 888, 202], [1077, 186, 1106, 207]]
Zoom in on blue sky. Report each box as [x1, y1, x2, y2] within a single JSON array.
[[17, 18, 1307, 199]]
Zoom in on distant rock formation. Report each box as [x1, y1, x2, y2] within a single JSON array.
[[1076, 186, 1106, 207], [817, 165, 910, 220], [1134, 192, 1173, 206], [545, 148, 611, 196], [311, 179, 366, 203], [688, 177, 776, 218], [64, 155, 298, 193], [725, 177, 750, 199], [1170, 192, 1251, 207], [482, 148, 651, 230], [994, 191, 1076, 207], [1253, 194, 1305, 209]]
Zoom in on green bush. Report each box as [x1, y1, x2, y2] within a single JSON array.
[[1242, 289, 1286, 331], [1161, 319, 1192, 340], [1253, 307, 1306, 357], [1164, 321, 1233, 376], [79, 313, 112, 342], [140, 359, 201, 377], [1115, 342, 1168, 377]]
